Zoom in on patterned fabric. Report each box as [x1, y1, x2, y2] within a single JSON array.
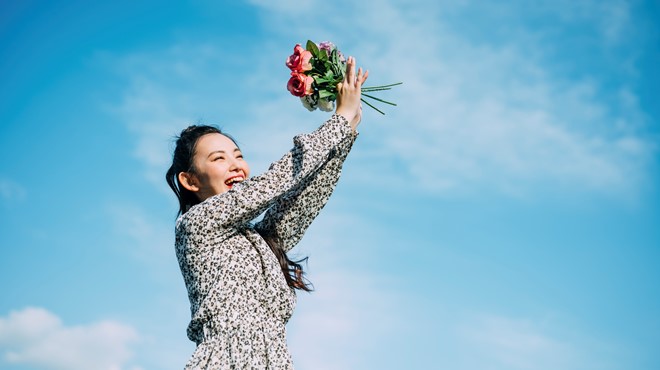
[[175, 114, 357, 369]]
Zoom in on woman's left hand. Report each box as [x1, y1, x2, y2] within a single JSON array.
[[336, 56, 369, 131]]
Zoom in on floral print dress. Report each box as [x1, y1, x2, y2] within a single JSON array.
[[175, 114, 357, 369]]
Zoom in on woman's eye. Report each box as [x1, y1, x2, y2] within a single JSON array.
[[213, 156, 224, 161]]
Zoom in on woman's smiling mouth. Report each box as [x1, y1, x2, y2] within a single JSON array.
[[225, 175, 245, 188]]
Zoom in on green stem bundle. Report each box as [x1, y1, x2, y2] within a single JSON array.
[[360, 82, 402, 114]]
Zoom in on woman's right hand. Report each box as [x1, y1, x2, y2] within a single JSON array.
[[335, 56, 369, 131]]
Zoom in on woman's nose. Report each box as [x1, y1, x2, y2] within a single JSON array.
[[227, 157, 240, 171]]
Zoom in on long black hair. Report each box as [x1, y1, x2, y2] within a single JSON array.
[[166, 124, 312, 291]]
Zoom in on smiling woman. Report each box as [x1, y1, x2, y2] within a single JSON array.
[[165, 57, 368, 369], [172, 128, 251, 204]]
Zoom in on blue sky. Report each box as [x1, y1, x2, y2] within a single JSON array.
[[1, 1, 659, 369]]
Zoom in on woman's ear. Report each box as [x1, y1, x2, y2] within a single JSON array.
[[178, 172, 199, 192]]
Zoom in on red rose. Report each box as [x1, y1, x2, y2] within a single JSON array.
[[285, 44, 313, 72], [287, 72, 314, 97]]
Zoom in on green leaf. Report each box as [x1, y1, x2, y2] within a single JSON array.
[[314, 76, 329, 84], [306, 40, 321, 58], [334, 64, 345, 79], [331, 49, 340, 64], [318, 90, 334, 98]]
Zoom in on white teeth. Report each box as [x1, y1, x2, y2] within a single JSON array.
[[225, 176, 244, 185]]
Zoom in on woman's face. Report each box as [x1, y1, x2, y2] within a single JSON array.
[[189, 133, 250, 200]]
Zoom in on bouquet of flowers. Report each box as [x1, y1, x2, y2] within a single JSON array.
[[286, 40, 401, 115]]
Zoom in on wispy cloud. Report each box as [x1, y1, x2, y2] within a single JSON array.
[[458, 314, 575, 369], [110, 0, 655, 202], [107, 52, 207, 193], [536, 0, 633, 45], [288, 269, 399, 370], [0, 177, 26, 202], [105, 202, 180, 278], [245, 0, 656, 200], [0, 307, 141, 370], [285, 212, 404, 370], [100, 3, 656, 367], [104, 202, 197, 368], [453, 312, 625, 370]]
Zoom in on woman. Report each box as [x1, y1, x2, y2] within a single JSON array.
[[166, 57, 368, 369]]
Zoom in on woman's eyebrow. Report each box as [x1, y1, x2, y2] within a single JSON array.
[[207, 148, 241, 158], [207, 150, 226, 158]]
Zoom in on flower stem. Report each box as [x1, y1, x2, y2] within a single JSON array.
[[361, 98, 386, 115], [362, 93, 397, 106], [362, 86, 396, 92], [362, 82, 403, 90]]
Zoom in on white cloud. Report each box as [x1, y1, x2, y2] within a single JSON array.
[[0, 307, 140, 370], [108, 62, 204, 192], [0, 177, 26, 202], [105, 202, 183, 281], [95, 3, 656, 369], [103, 202, 197, 369], [453, 312, 624, 370], [107, 203, 170, 258], [458, 314, 573, 369], [116, 0, 653, 203], [244, 0, 314, 14], [245, 0, 655, 201], [288, 269, 399, 370], [535, 0, 632, 45], [282, 211, 404, 370]]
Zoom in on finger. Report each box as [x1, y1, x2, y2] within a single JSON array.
[[356, 67, 363, 87], [346, 57, 355, 85], [361, 70, 369, 85]]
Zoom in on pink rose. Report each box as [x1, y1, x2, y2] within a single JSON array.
[[287, 72, 314, 97], [286, 44, 313, 72]]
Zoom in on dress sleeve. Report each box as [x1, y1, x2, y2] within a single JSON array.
[[181, 114, 353, 232], [254, 131, 357, 252]]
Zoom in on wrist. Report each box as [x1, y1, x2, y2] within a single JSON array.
[[335, 109, 354, 123], [332, 113, 357, 132]]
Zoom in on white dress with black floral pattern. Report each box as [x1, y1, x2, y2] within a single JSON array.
[[175, 115, 357, 369]]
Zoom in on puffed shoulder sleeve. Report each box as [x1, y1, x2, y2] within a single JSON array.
[[254, 130, 357, 252], [179, 114, 353, 231]]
